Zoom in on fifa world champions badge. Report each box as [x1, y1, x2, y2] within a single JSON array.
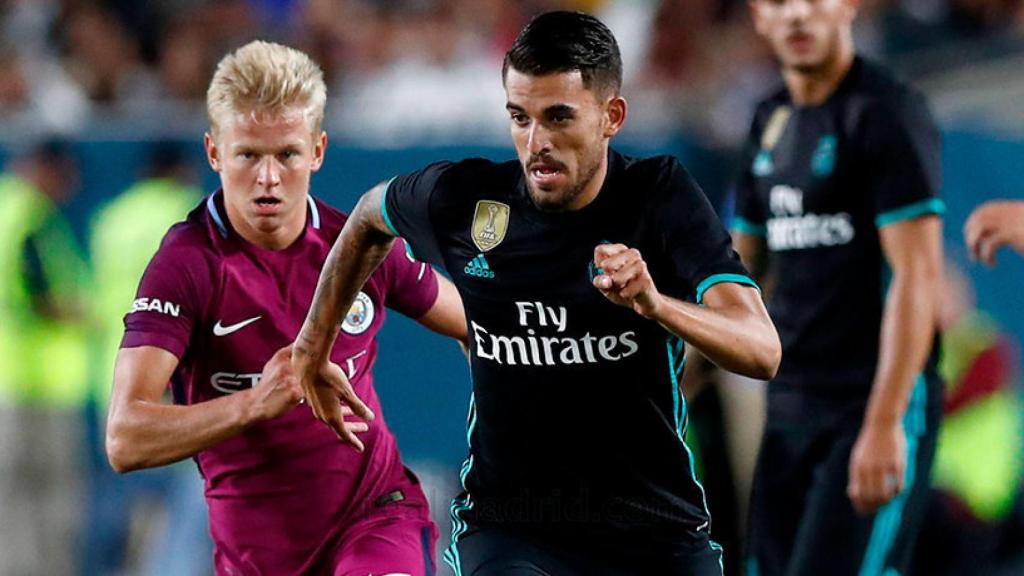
[[472, 200, 510, 252]]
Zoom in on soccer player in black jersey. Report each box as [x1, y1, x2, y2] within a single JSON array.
[[733, 1, 945, 575], [294, 10, 781, 576]]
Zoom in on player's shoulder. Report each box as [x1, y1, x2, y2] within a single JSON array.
[[620, 152, 699, 194], [430, 157, 521, 193], [307, 195, 349, 237], [149, 199, 220, 270], [844, 57, 932, 130], [614, 152, 707, 219], [749, 84, 791, 132]]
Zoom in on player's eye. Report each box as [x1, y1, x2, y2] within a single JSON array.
[[551, 114, 572, 125], [239, 151, 255, 160], [509, 112, 529, 127], [278, 150, 299, 160]]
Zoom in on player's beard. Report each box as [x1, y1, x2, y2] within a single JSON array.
[[526, 150, 603, 213]]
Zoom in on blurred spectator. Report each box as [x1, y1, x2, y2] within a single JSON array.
[[57, 4, 158, 103], [912, 263, 1024, 575], [0, 138, 90, 575], [155, 16, 214, 101], [0, 0, 1018, 144], [82, 141, 211, 576], [0, 40, 89, 134]]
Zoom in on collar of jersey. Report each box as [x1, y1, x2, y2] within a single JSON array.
[[206, 189, 321, 239]]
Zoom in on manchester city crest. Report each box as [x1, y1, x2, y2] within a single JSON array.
[[471, 200, 510, 253], [341, 291, 375, 335]]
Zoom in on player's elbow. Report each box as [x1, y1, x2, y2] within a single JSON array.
[[105, 422, 142, 473], [754, 336, 782, 380], [353, 185, 398, 242], [746, 323, 782, 380]]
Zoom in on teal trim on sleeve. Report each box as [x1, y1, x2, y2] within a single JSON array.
[[731, 216, 768, 237], [696, 273, 761, 305], [380, 176, 400, 236], [875, 198, 945, 228]]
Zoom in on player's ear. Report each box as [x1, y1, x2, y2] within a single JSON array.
[[841, 0, 860, 22], [603, 96, 627, 138], [310, 131, 327, 173], [204, 132, 221, 172], [749, 0, 767, 36]]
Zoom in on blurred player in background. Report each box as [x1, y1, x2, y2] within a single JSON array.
[[0, 139, 90, 576], [104, 41, 466, 575], [732, 0, 945, 574], [965, 200, 1024, 266], [84, 141, 210, 575], [295, 11, 780, 575]]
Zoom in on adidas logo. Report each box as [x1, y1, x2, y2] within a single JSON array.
[[464, 254, 495, 279]]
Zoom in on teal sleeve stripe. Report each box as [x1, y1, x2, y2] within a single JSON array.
[[696, 273, 761, 305], [875, 198, 945, 228], [380, 176, 400, 236], [731, 216, 768, 236]]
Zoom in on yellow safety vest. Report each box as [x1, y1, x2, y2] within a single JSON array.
[[0, 175, 90, 407], [88, 178, 200, 406]]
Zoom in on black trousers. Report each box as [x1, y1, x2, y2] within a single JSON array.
[[747, 377, 941, 576], [446, 522, 725, 576]]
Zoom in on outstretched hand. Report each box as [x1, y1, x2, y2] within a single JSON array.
[[964, 200, 1024, 267], [591, 243, 662, 318], [293, 350, 375, 451]]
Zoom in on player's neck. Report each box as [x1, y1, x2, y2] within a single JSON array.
[[783, 45, 855, 107], [567, 151, 610, 212]]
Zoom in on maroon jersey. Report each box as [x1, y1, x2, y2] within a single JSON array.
[[121, 191, 439, 574]]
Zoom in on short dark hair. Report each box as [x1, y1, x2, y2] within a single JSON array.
[[502, 11, 622, 96]]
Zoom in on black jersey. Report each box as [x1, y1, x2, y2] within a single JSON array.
[[732, 57, 943, 393], [384, 149, 756, 539]]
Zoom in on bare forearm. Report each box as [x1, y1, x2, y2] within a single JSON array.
[[106, 391, 256, 472], [295, 189, 395, 365], [865, 272, 939, 426], [649, 294, 779, 379]]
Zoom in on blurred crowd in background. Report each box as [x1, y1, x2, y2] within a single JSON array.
[[2, 1, 1024, 575], [1, 0, 1024, 143]]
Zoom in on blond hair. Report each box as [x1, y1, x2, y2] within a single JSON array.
[[206, 40, 327, 137]]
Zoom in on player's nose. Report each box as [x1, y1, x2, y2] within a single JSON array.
[[256, 156, 281, 187], [527, 122, 551, 155], [783, 0, 811, 20]]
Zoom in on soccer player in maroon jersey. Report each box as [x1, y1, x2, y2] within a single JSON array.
[[105, 41, 466, 575]]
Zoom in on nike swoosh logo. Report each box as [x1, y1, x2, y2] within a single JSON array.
[[213, 316, 262, 336]]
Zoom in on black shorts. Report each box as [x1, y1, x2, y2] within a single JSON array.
[[444, 522, 724, 576], [747, 375, 942, 576]]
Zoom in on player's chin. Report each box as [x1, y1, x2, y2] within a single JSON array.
[[529, 189, 572, 212], [528, 180, 574, 207]]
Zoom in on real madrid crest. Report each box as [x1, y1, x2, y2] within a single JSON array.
[[341, 291, 375, 335], [471, 200, 510, 253]]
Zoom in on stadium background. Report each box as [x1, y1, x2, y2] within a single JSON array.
[[1, 0, 1023, 574]]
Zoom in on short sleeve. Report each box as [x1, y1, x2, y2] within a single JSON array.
[[657, 160, 759, 304], [865, 93, 944, 228], [120, 237, 206, 359], [381, 238, 440, 319], [731, 115, 768, 237], [382, 161, 455, 266]]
